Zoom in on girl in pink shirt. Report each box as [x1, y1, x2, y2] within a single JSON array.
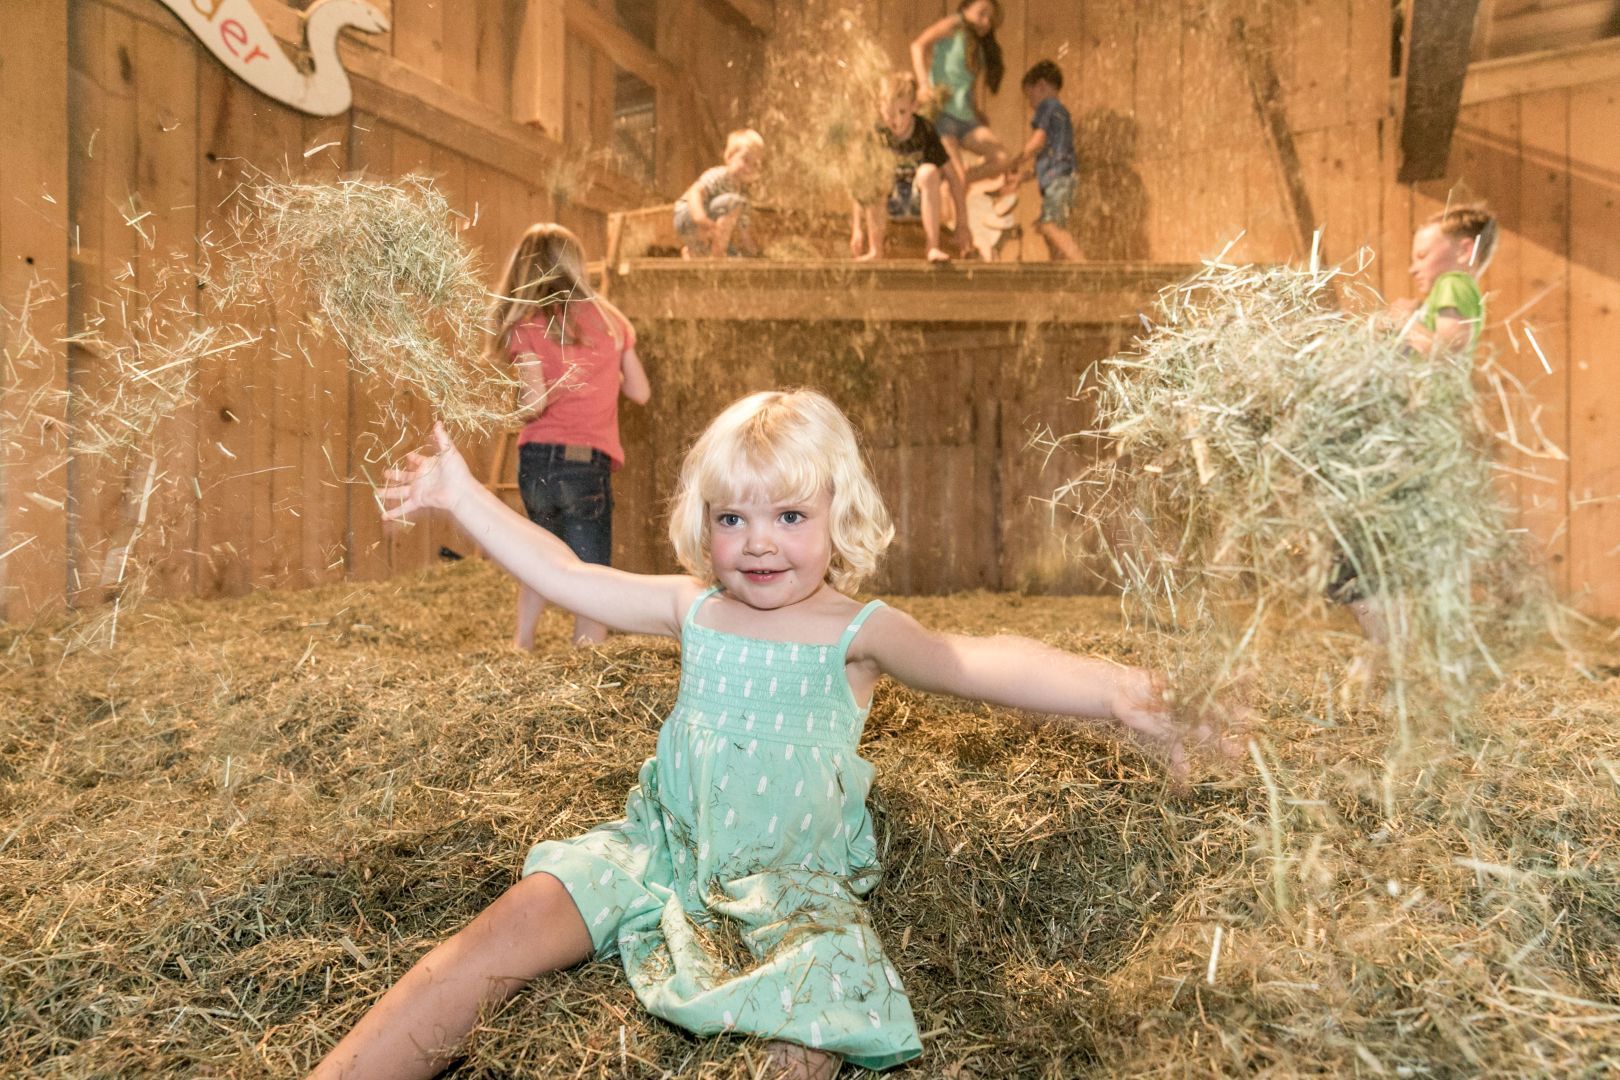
[[489, 224, 651, 647]]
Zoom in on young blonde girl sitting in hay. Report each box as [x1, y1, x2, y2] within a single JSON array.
[[312, 390, 1232, 1080]]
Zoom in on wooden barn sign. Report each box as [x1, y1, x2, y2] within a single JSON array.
[[155, 0, 389, 116]]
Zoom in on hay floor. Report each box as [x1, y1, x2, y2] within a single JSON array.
[[2, 559, 1617, 1078]]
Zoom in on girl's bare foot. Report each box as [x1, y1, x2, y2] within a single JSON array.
[[854, 248, 880, 262], [926, 247, 951, 263], [765, 1041, 841, 1079]]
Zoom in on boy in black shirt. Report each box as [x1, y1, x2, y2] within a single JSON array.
[[850, 72, 954, 263]]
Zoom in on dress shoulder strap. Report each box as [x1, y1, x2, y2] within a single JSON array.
[[683, 586, 721, 630], [836, 599, 887, 656]]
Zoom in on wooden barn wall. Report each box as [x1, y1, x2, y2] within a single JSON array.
[[847, 0, 1617, 615], [0, 0, 764, 621]]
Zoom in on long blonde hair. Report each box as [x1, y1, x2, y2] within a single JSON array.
[[487, 223, 628, 359], [668, 390, 894, 593]]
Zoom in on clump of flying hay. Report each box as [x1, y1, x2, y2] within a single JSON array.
[[218, 174, 523, 436], [755, 4, 894, 219], [2, 560, 1616, 1076], [1057, 257, 1567, 741]]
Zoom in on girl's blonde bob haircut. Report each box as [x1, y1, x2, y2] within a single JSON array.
[[669, 390, 893, 593]]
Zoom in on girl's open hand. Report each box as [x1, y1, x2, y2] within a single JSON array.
[[379, 422, 475, 523], [1112, 668, 1248, 785]]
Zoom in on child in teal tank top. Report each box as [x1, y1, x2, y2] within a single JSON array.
[[314, 390, 1238, 1080], [911, 0, 1015, 257]]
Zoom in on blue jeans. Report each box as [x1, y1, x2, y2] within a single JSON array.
[[517, 444, 613, 566]]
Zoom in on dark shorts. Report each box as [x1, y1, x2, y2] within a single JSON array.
[[934, 110, 976, 141], [518, 443, 614, 566]]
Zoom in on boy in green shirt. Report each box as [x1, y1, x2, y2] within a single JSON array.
[[1394, 204, 1496, 356]]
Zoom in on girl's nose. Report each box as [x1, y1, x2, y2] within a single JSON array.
[[744, 528, 776, 555]]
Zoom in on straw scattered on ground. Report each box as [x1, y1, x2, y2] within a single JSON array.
[[2, 558, 1616, 1077]]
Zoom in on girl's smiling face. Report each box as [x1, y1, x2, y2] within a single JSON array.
[[708, 489, 834, 610]]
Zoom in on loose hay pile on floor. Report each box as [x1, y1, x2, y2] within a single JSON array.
[[3, 560, 1616, 1077]]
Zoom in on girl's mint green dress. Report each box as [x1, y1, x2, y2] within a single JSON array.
[[523, 588, 922, 1069]]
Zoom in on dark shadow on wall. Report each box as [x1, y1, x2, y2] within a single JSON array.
[[1072, 110, 1150, 261]]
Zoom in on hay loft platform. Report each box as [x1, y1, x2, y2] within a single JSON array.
[[607, 258, 1201, 325]]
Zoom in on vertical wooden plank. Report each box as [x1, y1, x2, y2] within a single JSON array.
[[513, 0, 567, 139], [133, 16, 202, 601], [440, 0, 481, 98], [392, 0, 445, 83], [299, 114, 353, 588], [565, 32, 596, 146], [65, 0, 132, 606], [1514, 89, 1571, 591], [1380, 118, 1415, 298], [1132, 0, 1182, 163], [343, 113, 392, 582], [1566, 79, 1619, 617], [0, 0, 70, 619], [1290, 0, 1351, 132]]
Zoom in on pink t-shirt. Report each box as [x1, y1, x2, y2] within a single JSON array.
[[509, 300, 636, 469]]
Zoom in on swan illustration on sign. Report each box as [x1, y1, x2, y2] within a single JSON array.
[[155, 0, 389, 117]]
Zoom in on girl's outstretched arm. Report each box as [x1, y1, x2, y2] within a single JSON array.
[[380, 423, 697, 636], [853, 607, 1238, 778]]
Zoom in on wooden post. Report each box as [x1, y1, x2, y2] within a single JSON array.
[[0, 0, 71, 619], [513, 0, 567, 140], [1397, 0, 1484, 182]]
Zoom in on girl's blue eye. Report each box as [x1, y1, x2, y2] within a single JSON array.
[[717, 513, 741, 527], [780, 510, 804, 525]]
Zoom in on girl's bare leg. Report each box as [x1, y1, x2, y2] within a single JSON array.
[[854, 204, 885, 261], [711, 209, 740, 256], [960, 125, 1010, 184], [917, 164, 949, 261], [1038, 221, 1083, 261], [513, 584, 547, 650], [571, 614, 608, 646], [309, 873, 592, 1080], [939, 137, 974, 255], [766, 1041, 842, 1079]]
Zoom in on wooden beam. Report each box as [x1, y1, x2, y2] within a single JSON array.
[[563, 0, 680, 90], [513, 0, 567, 140], [1461, 35, 1620, 104], [1398, 0, 1484, 182], [609, 260, 1199, 326], [705, 0, 773, 35], [1230, 16, 1318, 259]]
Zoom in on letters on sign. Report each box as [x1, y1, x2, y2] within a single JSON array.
[[155, 0, 389, 117]]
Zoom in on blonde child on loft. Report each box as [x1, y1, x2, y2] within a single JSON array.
[[850, 72, 954, 264], [488, 223, 651, 649], [674, 128, 765, 258], [311, 390, 1234, 1080]]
